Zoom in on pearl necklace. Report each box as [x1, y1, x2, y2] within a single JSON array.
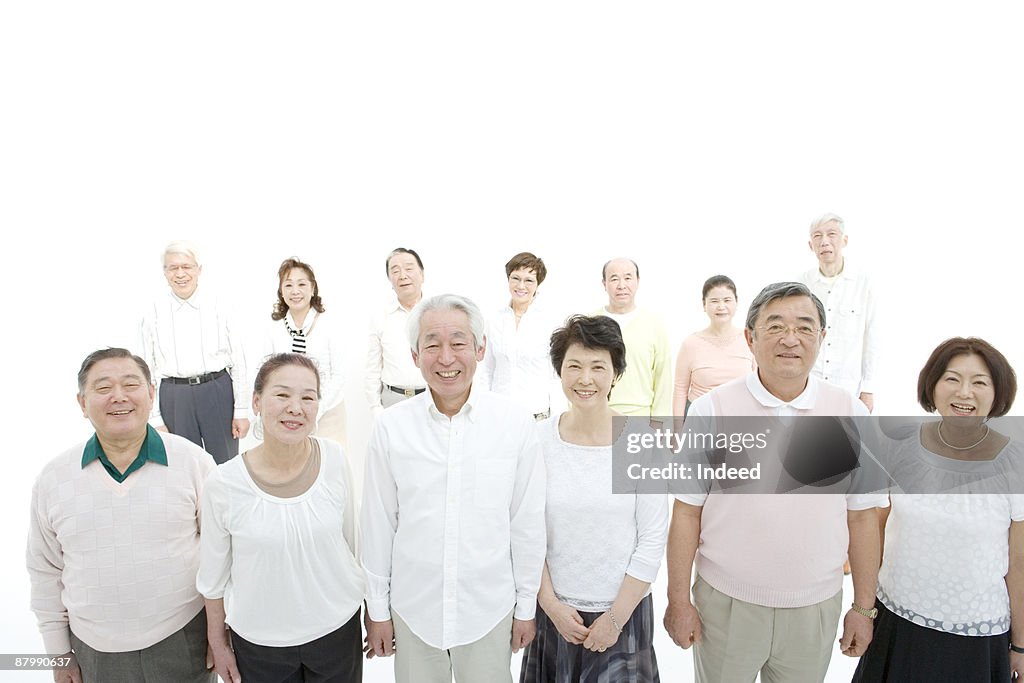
[[937, 422, 989, 451]]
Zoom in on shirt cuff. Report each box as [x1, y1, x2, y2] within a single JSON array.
[[365, 596, 391, 622], [232, 408, 248, 420], [514, 594, 537, 621], [42, 628, 71, 657]]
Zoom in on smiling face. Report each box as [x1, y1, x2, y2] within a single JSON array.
[[508, 267, 539, 307], [746, 295, 824, 389], [603, 259, 639, 313], [560, 343, 614, 408], [413, 308, 484, 415], [933, 353, 995, 419], [808, 219, 848, 270], [163, 252, 201, 299], [77, 358, 155, 442], [280, 267, 314, 315], [253, 363, 320, 445], [387, 252, 424, 304], [703, 285, 738, 325]]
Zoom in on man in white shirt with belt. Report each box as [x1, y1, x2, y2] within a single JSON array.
[[798, 213, 880, 412], [139, 241, 249, 464], [365, 247, 429, 415], [361, 293, 546, 683]]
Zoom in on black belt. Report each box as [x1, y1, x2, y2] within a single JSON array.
[[385, 384, 426, 397], [165, 369, 228, 386]]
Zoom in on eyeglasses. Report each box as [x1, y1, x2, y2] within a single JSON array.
[[757, 323, 821, 340]]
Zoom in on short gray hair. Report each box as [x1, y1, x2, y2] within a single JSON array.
[[163, 240, 201, 266], [745, 282, 826, 332], [408, 294, 486, 353], [808, 213, 845, 236]]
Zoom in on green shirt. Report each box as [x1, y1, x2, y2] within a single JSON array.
[[81, 424, 169, 482]]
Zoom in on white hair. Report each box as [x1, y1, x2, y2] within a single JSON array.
[[808, 213, 845, 236], [162, 240, 201, 266], [407, 294, 486, 353]]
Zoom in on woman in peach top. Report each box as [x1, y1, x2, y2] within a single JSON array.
[[672, 275, 754, 419]]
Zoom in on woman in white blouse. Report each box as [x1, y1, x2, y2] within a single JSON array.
[[199, 353, 365, 683], [483, 252, 562, 420], [521, 315, 668, 683], [852, 337, 1023, 682], [265, 258, 347, 445]]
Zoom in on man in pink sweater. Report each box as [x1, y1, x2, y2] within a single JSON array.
[[27, 348, 216, 683], [662, 282, 886, 683]]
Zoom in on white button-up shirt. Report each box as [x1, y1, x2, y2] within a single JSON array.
[[482, 305, 565, 416], [139, 286, 248, 424], [365, 298, 426, 412], [360, 387, 546, 649], [800, 260, 879, 395]]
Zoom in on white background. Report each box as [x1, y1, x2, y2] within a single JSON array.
[[2, 2, 1022, 680]]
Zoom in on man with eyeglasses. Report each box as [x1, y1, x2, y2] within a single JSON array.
[[663, 282, 887, 683], [799, 213, 879, 413], [138, 241, 249, 463]]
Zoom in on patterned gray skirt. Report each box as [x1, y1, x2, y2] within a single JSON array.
[[519, 593, 660, 683]]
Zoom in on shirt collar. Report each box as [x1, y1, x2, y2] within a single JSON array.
[[423, 383, 482, 424], [286, 309, 317, 333], [82, 424, 168, 476], [168, 284, 202, 310], [745, 371, 819, 411]]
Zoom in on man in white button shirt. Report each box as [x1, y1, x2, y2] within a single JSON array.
[[361, 293, 547, 683], [365, 247, 429, 415], [138, 241, 249, 464], [798, 213, 880, 412]]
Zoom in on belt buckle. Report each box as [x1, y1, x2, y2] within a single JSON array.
[[188, 375, 202, 386], [403, 388, 416, 397]]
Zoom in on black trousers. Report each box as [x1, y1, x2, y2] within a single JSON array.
[[231, 611, 363, 683]]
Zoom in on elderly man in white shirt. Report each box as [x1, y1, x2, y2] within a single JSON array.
[[799, 213, 880, 412], [139, 241, 249, 464], [365, 247, 429, 415], [361, 293, 547, 683]]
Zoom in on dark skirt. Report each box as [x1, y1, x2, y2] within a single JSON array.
[[520, 593, 660, 683], [852, 600, 1010, 682]]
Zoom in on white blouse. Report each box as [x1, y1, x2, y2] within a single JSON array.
[[540, 414, 669, 611], [197, 437, 366, 646], [264, 310, 346, 412], [879, 435, 1024, 635]]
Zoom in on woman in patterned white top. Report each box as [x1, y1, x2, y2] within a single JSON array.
[[520, 315, 669, 683], [852, 337, 1024, 682], [263, 258, 347, 445]]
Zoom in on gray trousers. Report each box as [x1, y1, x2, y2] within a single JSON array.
[[159, 371, 237, 464], [70, 608, 215, 683]]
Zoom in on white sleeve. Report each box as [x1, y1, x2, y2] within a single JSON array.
[[196, 469, 232, 600], [674, 395, 715, 505], [320, 318, 346, 411], [625, 493, 670, 583], [26, 475, 72, 655], [509, 415, 547, 620], [359, 419, 398, 620], [365, 313, 385, 412]]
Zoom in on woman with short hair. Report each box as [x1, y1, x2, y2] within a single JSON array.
[[852, 337, 1023, 682], [520, 315, 668, 683]]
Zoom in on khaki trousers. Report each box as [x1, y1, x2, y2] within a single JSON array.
[[692, 575, 842, 683], [392, 610, 513, 683]]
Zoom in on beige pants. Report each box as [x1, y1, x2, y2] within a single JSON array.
[[692, 575, 842, 683], [392, 610, 513, 683]]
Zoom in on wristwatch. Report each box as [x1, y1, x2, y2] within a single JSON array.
[[850, 603, 878, 619]]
